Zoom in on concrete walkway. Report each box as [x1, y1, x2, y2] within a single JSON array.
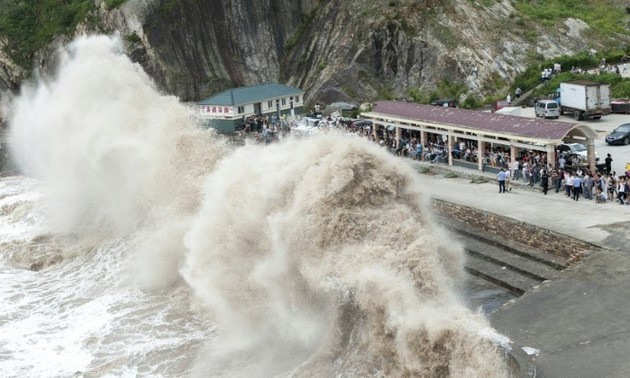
[[409, 160, 630, 377]]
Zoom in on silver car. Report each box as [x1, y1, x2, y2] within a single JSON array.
[[556, 142, 597, 159], [535, 100, 560, 119]]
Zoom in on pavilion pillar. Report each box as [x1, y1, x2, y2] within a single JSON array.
[[396, 126, 402, 147], [546, 144, 556, 171], [586, 140, 596, 172], [508, 143, 516, 177], [448, 134, 454, 166], [478, 140, 485, 171]]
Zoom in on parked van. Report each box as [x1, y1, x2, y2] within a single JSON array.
[[535, 99, 560, 119]]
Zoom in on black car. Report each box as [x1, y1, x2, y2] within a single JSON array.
[[349, 120, 373, 129], [430, 99, 458, 108], [563, 153, 606, 173], [605, 123, 630, 145]]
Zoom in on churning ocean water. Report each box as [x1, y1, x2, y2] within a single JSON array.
[[0, 35, 511, 378]]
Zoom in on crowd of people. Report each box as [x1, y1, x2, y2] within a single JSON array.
[[346, 124, 630, 207], [539, 57, 629, 84], [503, 166, 629, 205], [498, 155, 629, 205], [240, 114, 293, 135], [237, 114, 629, 207], [238, 113, 307, 143]]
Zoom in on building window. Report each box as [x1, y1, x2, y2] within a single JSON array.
[[268, 101, 273, 108], [238, 106, 244, 114], [295, 95, 300, 103], [281, 98, 286, 106]]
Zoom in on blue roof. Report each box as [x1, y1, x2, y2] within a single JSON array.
[[197, 83, 305, 106]]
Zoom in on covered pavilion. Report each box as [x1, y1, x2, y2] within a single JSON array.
[[361, 101, 598, 171]]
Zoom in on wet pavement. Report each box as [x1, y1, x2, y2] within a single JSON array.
[[410, 160, 630, 378]]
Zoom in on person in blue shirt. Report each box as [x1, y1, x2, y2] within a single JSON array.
[[497, 168, 509, 193], [416, 143, 423, 161]]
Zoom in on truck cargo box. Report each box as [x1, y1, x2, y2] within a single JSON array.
[[558, 80, 611, 120]]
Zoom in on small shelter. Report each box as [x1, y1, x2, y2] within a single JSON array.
[[362, 101, 598, 172], [196, 83, 305, 132]]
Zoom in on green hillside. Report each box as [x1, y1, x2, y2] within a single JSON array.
[[0, 0, 126, 66], [514, 0, 627, 38]]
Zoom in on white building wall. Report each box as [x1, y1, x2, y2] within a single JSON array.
[[198, 93, 304, 121]]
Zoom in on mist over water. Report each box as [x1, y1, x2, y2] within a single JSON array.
[[8, 34, 229, 288], [2, 35, 510, 377]]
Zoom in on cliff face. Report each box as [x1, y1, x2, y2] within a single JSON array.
[[99, 0, 319, 101], [1, 0, 629, 108], [282, 0, 625, 105]]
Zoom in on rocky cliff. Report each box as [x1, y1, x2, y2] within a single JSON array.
[[1, 0, 629, 110]]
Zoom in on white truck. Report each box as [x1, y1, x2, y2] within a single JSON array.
[[554, 80, 611, 120]]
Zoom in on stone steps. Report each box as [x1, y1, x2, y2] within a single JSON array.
[[464, 237, 561, 281], [451, 223, 567, 270], [437, 218, 569, 295], [464, 255, 543, 295]]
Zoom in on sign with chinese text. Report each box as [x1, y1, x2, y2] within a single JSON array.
[[199, 105, 234, 117]]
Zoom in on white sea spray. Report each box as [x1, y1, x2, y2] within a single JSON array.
[[2, 34, 511, 377]]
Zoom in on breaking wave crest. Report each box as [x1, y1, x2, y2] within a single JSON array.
[[4, 34, 511, 377], [183, 136, 510, 377]]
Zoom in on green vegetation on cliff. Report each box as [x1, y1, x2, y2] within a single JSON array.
[[514, 0, 628, 39], [513, 48, 630, 99], [0, 0, 126, 67]]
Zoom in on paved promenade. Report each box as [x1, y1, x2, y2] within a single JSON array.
[[410, 161, 630, 377]]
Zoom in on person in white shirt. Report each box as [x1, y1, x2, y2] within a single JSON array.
[[511, 159, 520, 180], [497, 168, 509, 193], [575, 167, 583, 177], [596, 186, 608, 203], [566, 173, 575, 197], [558, 155, 566, 170], [617, 177, 627, 205]]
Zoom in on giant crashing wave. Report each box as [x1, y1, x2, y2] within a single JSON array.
[[183, 135, 510, 377], [5, 34, 511, 377]]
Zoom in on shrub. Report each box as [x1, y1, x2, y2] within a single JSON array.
[[419, 165, 433, 174], [470, 176, 489, 184], [125, 32, 141, 44], [105, 0, 127, 10], [460, 95, 480, 109], [612, 80, 630, 99]]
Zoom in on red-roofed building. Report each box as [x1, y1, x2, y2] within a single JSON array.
[[362, 101, 598, 171]]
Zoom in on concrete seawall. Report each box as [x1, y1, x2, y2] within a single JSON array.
[[411, 160, 630, 377], [431, 199, 599, 263], [412, 160, 629, 253]]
